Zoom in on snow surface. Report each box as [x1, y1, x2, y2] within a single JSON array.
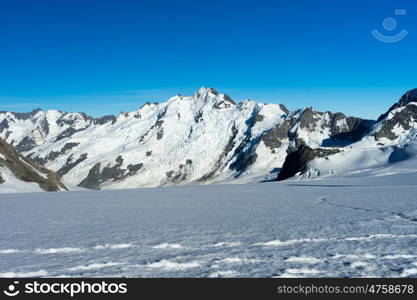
[[1, 170, 417, 278], [300, 142, 417, 180]]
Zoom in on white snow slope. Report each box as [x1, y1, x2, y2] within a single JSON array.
[[1, 168, 417, 278]]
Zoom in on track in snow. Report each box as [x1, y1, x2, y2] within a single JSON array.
[[1, 171, 417, 278]]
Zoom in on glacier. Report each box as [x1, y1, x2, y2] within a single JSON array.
[[1, 168, 417, 278]]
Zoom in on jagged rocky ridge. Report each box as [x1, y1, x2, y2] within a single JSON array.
[[0, 138, 67, 192], [372, 88, 417, 142], [281, 88, 417, 180], [1, 87, 415, 188]]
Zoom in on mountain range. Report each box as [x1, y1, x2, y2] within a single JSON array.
[[1, 87, 416, 192]]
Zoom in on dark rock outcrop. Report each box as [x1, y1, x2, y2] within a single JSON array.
[[57, 153, 88, 176], [374, 89, 417, 141], [279, 104, 290, 115], [55, 127, 87, 141], [15, 136, 37, 152], [0, 108, 42, 121], [166, 159, 193, 183], [261, 120, 293, 149], [78, 156, 143, 189], [374, 104, 417, 140], [213, 94, 236, 109], [260, 108, 372, 152], [277, 145, 340, 181], [34, 142, 80, 165], [377, 88, 417, 122], [78, 163, 103, 189], [295, 109, 372, 146], [0, 119, 9, 133], [93, 115, 117, 125], [0, 138, 67, 191], [325, 118, 375, 145]]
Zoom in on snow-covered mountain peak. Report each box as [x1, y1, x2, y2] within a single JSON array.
[[397, 88, 417, 107], [377, 88, 417, 122], [164, 87, 237, 114], [190, 87, 236, 110], [285, 88, 417, 181], [367, 88, 417, 144], [194, 86, 219, 97], [0, 87, 380, 190]]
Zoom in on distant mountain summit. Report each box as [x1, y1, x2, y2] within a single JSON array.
[[372, 88, 417, 142], [0, 138, 67, 192], [2, 87, 416, 189], [378, 88, 417, 122], [279, 88, 417, 180]]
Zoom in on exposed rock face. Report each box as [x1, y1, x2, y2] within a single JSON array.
[[93, 115, 117, 125], [260, 108, 372, 153], [261, 120, 293, 149], [78, 156, 143, 189], [328, 118, 374, 145], [16, 136, 37, 152], [0, 119, 9, 133], [293, 109, 372, 147], [57, 153, 88, 176], [0, 108, 42, 121], [374, 104, 417, 140], [373, 89, 417, 141], [279, 104, 289, 115], [33, 142, 80, 165], [377, 88, 417, 122], [0, 138, 67, 191], [166, 159, 193, 183], [277, 145, 340, 181]]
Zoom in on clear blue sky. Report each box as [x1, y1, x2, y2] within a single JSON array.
[[1, 0, 416, 119]]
